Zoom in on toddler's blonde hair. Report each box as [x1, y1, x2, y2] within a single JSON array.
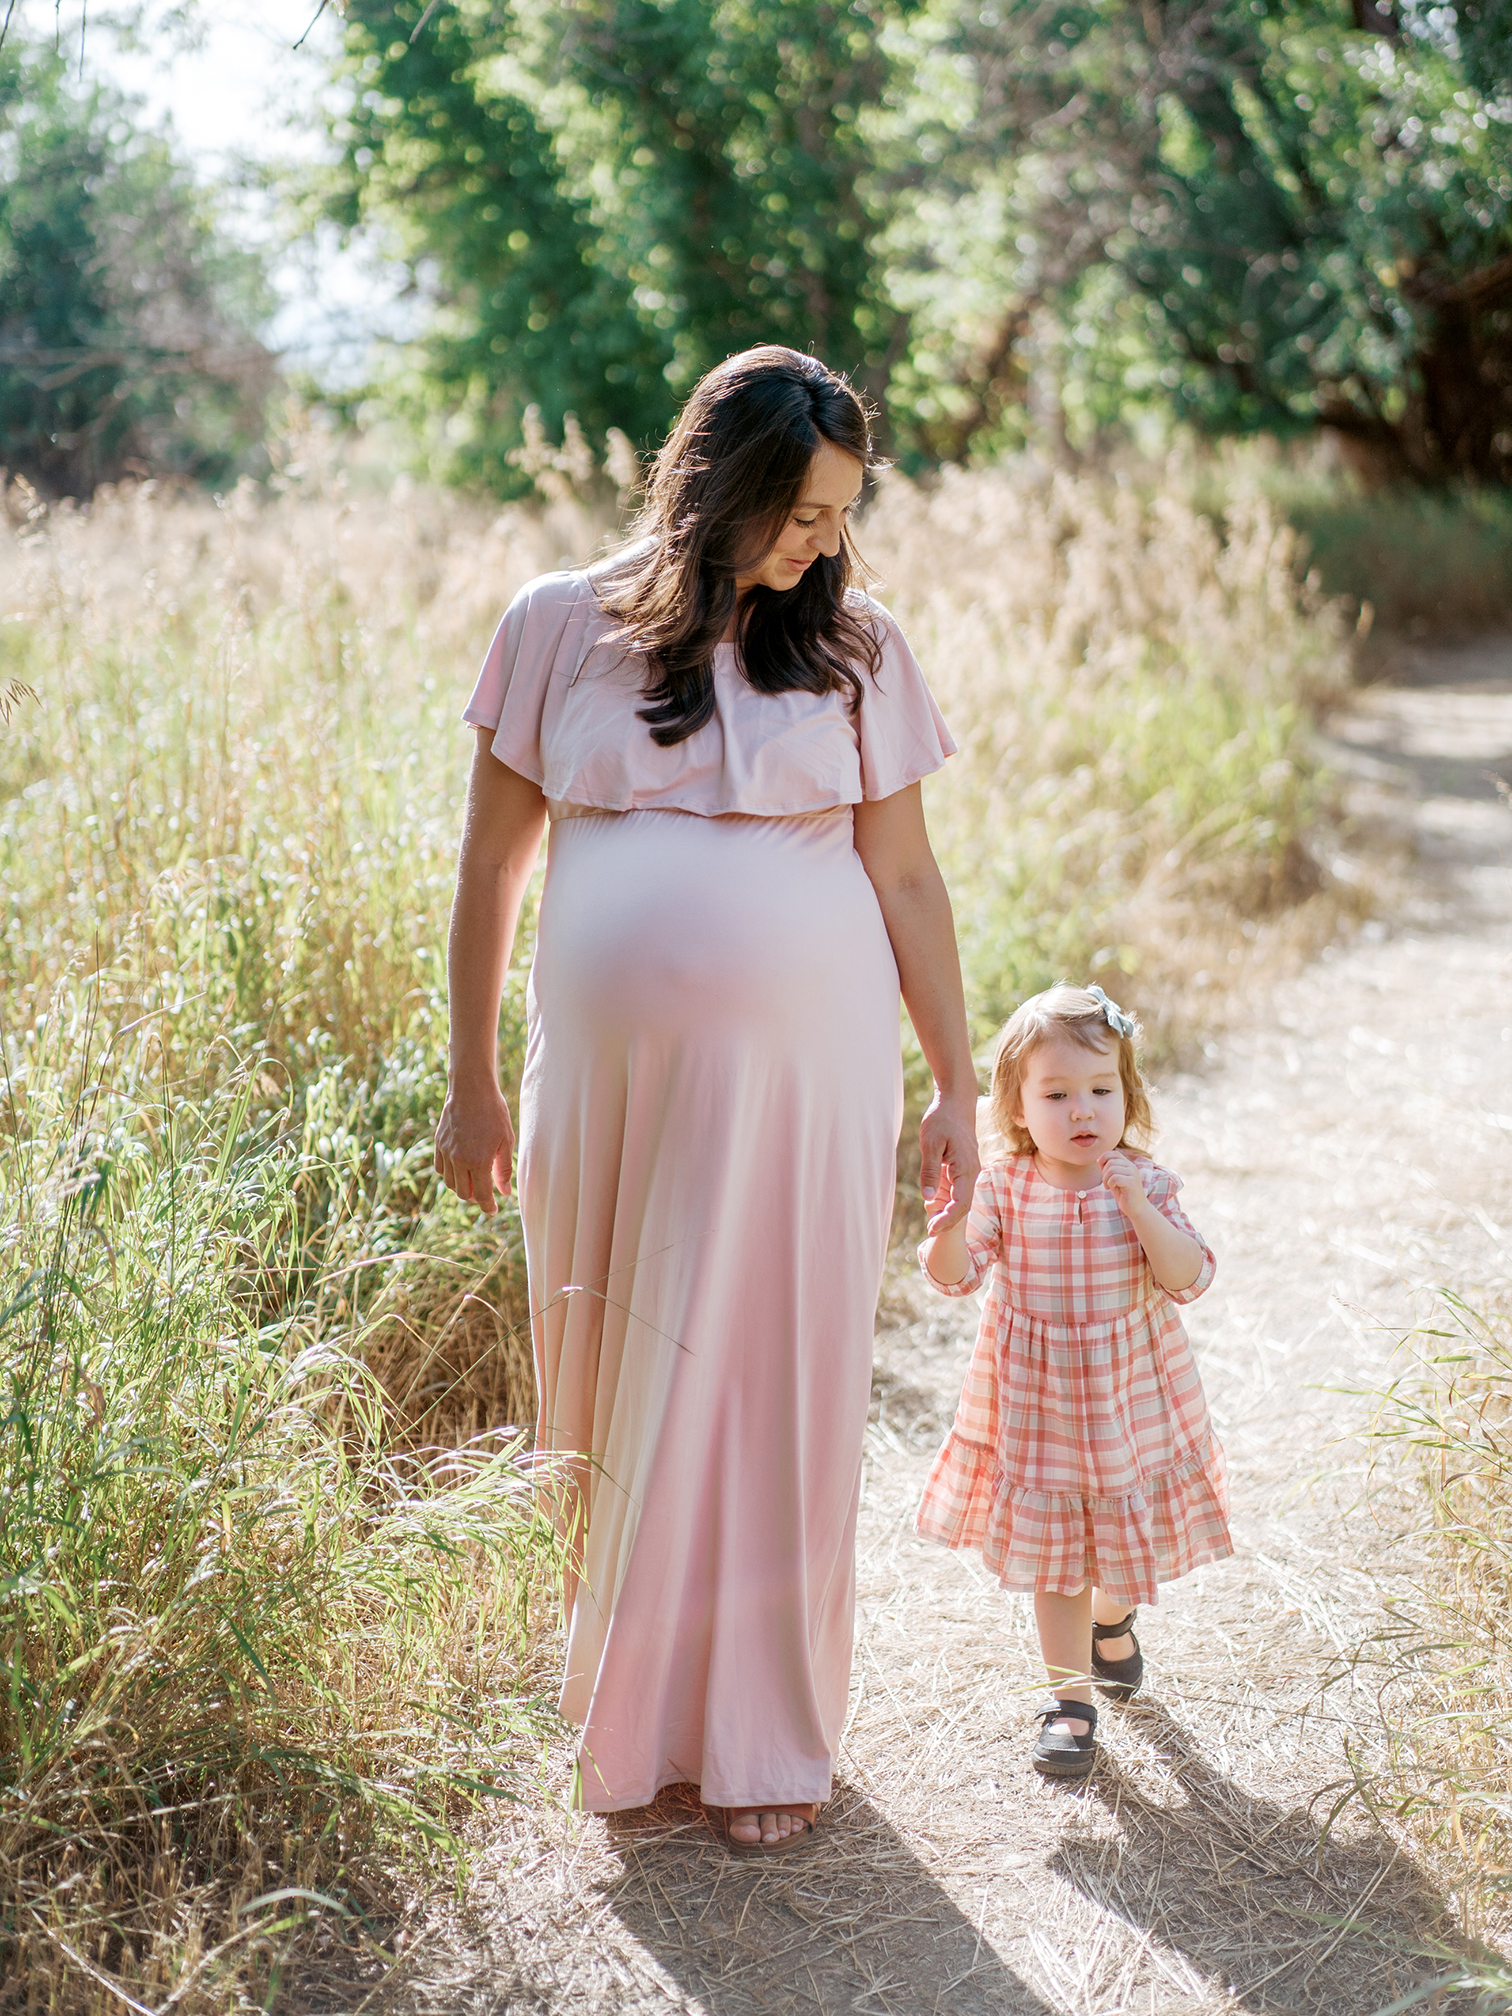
[[985, 982, 1153, 1158]]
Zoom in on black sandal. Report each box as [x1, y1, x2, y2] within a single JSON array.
[[1031, 1698, 1099, 1778], [1091, 1610, 1143, 1702]]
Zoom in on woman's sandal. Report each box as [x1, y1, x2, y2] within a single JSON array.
[[1031, 1698, 1099, 1779], [1091, 1609, 1144, 1702], [724, 1803, 821, 1858]]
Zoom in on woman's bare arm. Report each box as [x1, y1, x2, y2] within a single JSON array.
[[434, 729, 549, 1215], [853, 783, 979, 1230]]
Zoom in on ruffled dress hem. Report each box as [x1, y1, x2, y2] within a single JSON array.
[[574, 1762, 835, 1816], [915, 1431, 1233, 1606]]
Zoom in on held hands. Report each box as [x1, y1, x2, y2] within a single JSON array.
[[434, 1079, 516, 1217], [1097, 1149, 1150, 1221], [921, 1090, 981, 1235]]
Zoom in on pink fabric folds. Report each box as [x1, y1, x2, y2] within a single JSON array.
[[462, 566, 958, 1813], [519, 807, 903, 1811], [461, 569, 956, 815], [916, 1155, 1232, 1606]]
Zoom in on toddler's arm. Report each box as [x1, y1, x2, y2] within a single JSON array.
[[921, 1212, 972, 1287], [920, 1169, 999, 1293], [1099, 1151, 1209, 1295]]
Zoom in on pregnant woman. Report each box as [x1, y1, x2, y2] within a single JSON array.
[[435, 345, 978, 1854]]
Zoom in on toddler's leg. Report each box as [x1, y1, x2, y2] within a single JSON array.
[[1091, 1587, 1136, 1661], [1034, 1587, 1094, 1734]]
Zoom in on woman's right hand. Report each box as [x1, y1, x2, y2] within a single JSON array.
[[434, 1079, 516, 1216]]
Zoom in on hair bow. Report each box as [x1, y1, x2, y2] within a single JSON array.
[[1087, 983, 1136, 1039]]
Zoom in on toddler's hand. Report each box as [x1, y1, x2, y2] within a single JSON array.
[[923, 1189, 958, 1237], [1098, 1150, 1148, 1220]]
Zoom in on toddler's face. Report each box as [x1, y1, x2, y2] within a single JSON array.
[[1016, 1034, 1127, 1170]]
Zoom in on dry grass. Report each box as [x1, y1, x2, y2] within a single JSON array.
[[0, 440, 610, 1445], [1329, 1297, 1512, 2008], [864, 461, 1354, 1056], [0, 431, 1360, 2009]]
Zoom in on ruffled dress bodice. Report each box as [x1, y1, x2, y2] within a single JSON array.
[[462, 570, 956, 818]]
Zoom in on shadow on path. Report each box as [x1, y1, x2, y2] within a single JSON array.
[[1051, 1703, 1489, 2015], [1326, 729, 1512, 810], [600, 1782, 1054, 2016]]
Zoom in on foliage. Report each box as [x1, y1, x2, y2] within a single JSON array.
[[318, 0, 1512, 482], [0, 459, 591, 2007], [889, 0, 1512, 479], [325, 0, 912, 488], [0, 39, 274, 497]]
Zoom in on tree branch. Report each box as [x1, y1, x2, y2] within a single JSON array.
[[293, 1, 332, 52]]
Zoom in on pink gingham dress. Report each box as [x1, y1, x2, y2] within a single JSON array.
[[916, 1152, 1232, 1605]]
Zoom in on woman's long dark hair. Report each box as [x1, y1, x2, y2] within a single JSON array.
[[594, 345, 884, 747]]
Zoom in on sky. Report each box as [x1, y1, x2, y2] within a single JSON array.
[[30, 0, 419, 382]]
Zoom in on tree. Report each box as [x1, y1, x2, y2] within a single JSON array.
[[325, 0, 915, 489], [0, 42, 274, 496], [895, 0, 1512, 481]]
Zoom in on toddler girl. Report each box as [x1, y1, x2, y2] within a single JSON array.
[[917, 982, 1231, 1778]]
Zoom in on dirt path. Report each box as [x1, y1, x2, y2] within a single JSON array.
[[386, 645, 1512, 2015]]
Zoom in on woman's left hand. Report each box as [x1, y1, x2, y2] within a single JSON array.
[[1098, 1149, 1150, 1220], [921, 1092, 980, 1231], [852, 786, 981, 1239]]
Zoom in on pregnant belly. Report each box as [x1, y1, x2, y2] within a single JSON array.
[[529, 806, 897, 1046]]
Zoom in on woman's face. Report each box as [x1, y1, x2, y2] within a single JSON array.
[[735, 439, 865, 594]]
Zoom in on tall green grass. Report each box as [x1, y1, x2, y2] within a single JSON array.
[[0, 444, 1353, 2004], [0, 464, 587, 2008], [1, 987, 562, 2010], [1290, 486, 1512, 642]]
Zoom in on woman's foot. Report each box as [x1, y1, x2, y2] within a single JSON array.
[[726, 1803, 819, 1850]]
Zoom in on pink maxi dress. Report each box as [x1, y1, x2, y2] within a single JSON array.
[[463, 570, 955, 1812]]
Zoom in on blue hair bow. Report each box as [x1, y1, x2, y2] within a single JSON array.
[[1087, 983, 1136, 1039]]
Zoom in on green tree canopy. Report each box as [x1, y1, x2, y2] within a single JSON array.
[[329, 0, 1512, 483], [0, 42, 274, 497], [887, 0, 1512, 480], [326, 0, 913, 489]]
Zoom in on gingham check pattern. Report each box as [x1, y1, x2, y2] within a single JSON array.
[[916, 1152, 1232, 1605]]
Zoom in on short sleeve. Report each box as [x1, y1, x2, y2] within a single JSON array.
[[919, 1165, 1002, 1297], [461, 572, 585, 785], [1143, 1164, 1217, 1303], [856, 601, 957, 801]]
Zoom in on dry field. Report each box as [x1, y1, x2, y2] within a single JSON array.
[[0, 441, 1376, 2011]]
